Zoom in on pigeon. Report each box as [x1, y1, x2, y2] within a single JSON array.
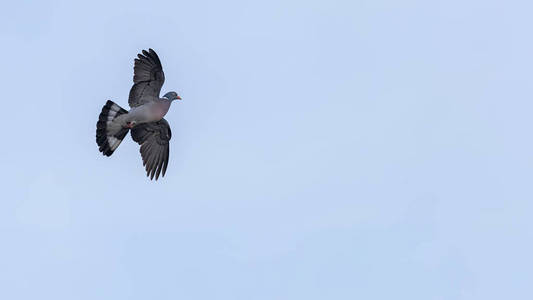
[[96, 49, 182, 180]]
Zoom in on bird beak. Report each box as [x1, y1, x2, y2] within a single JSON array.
[[177, 96, 182, 100]]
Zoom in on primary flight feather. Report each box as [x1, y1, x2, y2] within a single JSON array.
[[96, 49, 181, 180]]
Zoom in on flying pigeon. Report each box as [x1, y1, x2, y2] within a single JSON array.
[[96, 49, 181, 180]]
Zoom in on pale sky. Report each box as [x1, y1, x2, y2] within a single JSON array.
[[1, 0, 532, 299]]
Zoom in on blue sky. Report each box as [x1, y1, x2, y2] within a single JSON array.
[[1, 0, 532, 299]]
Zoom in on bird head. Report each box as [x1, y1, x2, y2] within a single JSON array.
[[163, 91, 182, 101]]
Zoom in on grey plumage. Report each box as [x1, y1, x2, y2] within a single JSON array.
[[131, 119, 171, 180], [95, 48, 181, 180], [129, 49, 165, 108], [96, 100, 129, 156]]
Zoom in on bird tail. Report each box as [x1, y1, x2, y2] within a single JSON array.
[[96, 100, 129, 156]]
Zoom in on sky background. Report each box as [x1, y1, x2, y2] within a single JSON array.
[[1, 0, 532, 299]]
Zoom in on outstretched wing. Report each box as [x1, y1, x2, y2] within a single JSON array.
[[130, 119, 172, 180], [128, 49, 165, 108]]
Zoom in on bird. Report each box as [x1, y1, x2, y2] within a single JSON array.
[[96, 49, 181, 180]]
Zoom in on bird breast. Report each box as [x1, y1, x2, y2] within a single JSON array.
[[127, 101, 171, 124], [150, 100, 171, 120]]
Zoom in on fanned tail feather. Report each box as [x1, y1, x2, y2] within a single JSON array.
[[96, 100, 129, 156]]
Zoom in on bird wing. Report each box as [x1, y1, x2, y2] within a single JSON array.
[[130, 118, 172, 180], [128, 49, 165, 108]]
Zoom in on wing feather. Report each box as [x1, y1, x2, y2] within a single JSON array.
[[131, 118, 172, 180], [128, 48, 165, 108]]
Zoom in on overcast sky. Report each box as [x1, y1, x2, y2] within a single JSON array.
[[1, 0, 532, 299]]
